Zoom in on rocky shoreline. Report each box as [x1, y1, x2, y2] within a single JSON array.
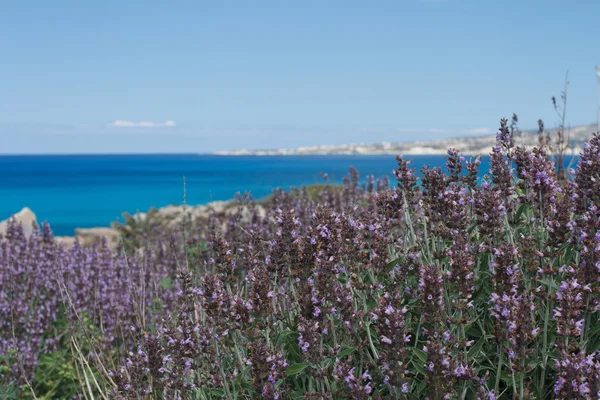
[[0, 200, 266, 249]]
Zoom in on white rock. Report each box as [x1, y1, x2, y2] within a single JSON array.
[[75, 227, 120, 247], [207, 201, 228, 214], [0, 207, 38, 238], [157, 205, 181, 218], [55, 236, 77, 248]]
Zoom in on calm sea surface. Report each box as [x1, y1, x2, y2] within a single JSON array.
[[0, 154, 491, 236]]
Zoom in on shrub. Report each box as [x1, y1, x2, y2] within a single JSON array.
[[1, 122, 600, 399]]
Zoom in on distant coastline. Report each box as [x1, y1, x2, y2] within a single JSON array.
[[213, 124, 596, 156]]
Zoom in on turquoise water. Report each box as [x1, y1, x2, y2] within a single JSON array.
[[0, 154, 491, 236]]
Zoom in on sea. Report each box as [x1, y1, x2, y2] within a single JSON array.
[[0, 154, 492, 236]]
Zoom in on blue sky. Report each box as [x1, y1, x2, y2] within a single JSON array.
[[0, 0, 599, 154]]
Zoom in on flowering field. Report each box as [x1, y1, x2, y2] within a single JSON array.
[[1, 121, 600, 399]]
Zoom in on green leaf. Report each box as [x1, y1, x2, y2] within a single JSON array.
[[385, 258, 401, 272], [151, 297, 164, 314], [241, 381, 255, 392], [515, 203, 532, 222], [413, 380, 428, 397], [537, 278, 559, 291], [366, 298, 378, 310], [411, 359, 428, 376], [282, 330, 302, 363], [160, 277, 173, 290], [337, 347, 356, 359], [500, 370, 513, 384], [589, 339, 600, 353], [0, 386, 17, 399], [478, 252, 492, 275], [587, 323, 600, 339], [412, 348, 427, 363], [526, 360, 540, 372], [546, 351, 560, 361], [363, 273, 374, 284], [286, 363, 309, 376], [563, 245, 578, 264], [467, 222, 478, 234], [209, 388, 225, 397], [291, 390, 308, 400], [467, 339, 485, 359]]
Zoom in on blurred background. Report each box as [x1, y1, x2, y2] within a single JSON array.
[[0, 0, 598, 235]]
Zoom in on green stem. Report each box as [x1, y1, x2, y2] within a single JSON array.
[[539, 276, 553, 396], [581, 294, 591, 348], [511, 367, 517, 397], [460, 386, 468, 400], [495, 350, 503, 395], [366, 322, 379, 360], [414, 317, 423, 351], [520, 359, 525, 399]]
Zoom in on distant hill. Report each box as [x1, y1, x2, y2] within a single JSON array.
[[213, 124, 597, 156]]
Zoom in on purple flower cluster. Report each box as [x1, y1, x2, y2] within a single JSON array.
[[332, 358, 373, 400], [372, 290, 411, 392], [2, 123, 600, 399], [553, 273, 589, 338], [489, 286, 537, 367], [553, 350, 600, 399], [0, 221, 178, 386], [574, 133, 600, 212]]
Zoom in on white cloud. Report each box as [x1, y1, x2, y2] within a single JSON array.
[[465, 127, 493, 135], [427, 128, 493, 135], [396, 127, 493, 136], [110, 120, 176, 128]]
